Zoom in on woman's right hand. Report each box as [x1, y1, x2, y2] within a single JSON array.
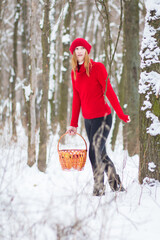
[[66, 126, 77, 135]]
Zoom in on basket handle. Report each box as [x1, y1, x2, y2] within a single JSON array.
[[57, 132, 87, 152]]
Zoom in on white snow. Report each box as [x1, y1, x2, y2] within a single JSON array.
[[145, 0, 160, 17], [61, 65, 67, 72], [23, 84, 33, 102], [146, 111, 160, 135], [123, 104, 128, 109], [148, 162, 156, 172], [0, 122, 160, 240], [62, 34, 70, 44], [141, 100, 152, 111], [139, 0, 160, 136]]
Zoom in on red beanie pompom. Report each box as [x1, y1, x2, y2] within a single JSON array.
[[69, 38, 92, 55]]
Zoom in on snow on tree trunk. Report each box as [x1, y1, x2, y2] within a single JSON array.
[[27, 0, 38, 167], [11, 0, 21, 140], [21, 0, 30, 129], [0, 0, 2, 131], [48, 0, 56, 132], [139, 0, 160, 184], [38, 0, 50, 172]]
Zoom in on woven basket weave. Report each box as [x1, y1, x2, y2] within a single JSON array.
[[57, 133, 87, 171]]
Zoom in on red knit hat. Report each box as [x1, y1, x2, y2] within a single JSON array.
[[69, 38, 92, 55]]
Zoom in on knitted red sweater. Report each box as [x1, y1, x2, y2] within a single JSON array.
[[70, 60, 129, 127]]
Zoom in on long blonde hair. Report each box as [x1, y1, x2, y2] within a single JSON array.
[[71, 50, 91, 80]]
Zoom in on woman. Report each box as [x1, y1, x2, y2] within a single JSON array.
[[67, 38, 130, 196]]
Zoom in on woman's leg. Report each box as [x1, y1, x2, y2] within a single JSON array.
[[85, 114, 125, 194], [84, 115, 112, 195], [100, 115, 125, 191]]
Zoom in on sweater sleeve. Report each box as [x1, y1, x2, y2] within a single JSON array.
[[70, 72, 81, 127], [97, 63, 129, 122]]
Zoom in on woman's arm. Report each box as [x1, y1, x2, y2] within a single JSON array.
[[97, 63, 130, 123], [106, 79, 130, 122], [70, 72, 81, 128]]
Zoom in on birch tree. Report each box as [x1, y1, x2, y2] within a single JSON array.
[[139, 0, 160, 183]]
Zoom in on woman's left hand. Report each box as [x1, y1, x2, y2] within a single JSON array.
[[119, 114, 131, 123], [66, 126, 77, 135], [127, 116, 131, 123]]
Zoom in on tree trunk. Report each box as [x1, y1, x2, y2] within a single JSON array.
[[58, 1, 72, 138], [80, 1, 93, 135], [48, 0, 56, 133], [11, 0, 21, 140], [0, 0, 2, 132], [21, 0, 30, 130], [27, 0, 38, 167], [38, 0, 50, 172], [122, 0, 140, 156], [139, 4, 160, 184], [83, 0, 92, 39]]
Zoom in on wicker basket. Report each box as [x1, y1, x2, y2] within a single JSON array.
[[57, 133, 87, 171]]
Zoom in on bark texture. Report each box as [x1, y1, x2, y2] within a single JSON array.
[[38, 0, 50, 172], [123, 0, 140, 155], [58, 2, 72, 138], [111, 0, 140, 156], [28, 0, 38, 167], [139, 8, 160, 183], [11, 0, 21, 139]]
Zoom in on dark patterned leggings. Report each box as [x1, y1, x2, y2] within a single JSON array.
[[84, 114, 120, 191]]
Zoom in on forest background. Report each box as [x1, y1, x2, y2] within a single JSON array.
[[1, 0, 160, 239], [0, 0, 160, 181]]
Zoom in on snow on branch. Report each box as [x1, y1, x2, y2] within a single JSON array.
[[23, 84, 33, 102]]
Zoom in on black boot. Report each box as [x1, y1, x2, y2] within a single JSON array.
[[93, 184, 106, 196], [103, 157, 125, 192], [108, 173, 126, 192], [92, 167, 106, 196]]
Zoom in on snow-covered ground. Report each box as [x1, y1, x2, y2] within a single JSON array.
[[0, 123, 160, 240]]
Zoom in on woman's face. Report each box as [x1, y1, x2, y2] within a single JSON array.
[[74, 46, 86, 63]]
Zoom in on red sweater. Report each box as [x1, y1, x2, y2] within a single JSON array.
[[70, 60, 129, 127]]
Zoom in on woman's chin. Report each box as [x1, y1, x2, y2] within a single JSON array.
[[78, 57, 84, 63]]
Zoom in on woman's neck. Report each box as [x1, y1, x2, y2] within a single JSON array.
[[78, 61, 84, 65]]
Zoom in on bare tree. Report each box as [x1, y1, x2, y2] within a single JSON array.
[[11, 0, 21, 140], [21, 0, 30, 129], [38, 0, 50, 172], [111, 0, 140, 156], [27, 0, 38, 167], [0, 0, 3, 131], [139, 3, 160, 183], [48, 0, 57, 133], [122, 0, 140, 156], [58, 1, 72, 138]]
